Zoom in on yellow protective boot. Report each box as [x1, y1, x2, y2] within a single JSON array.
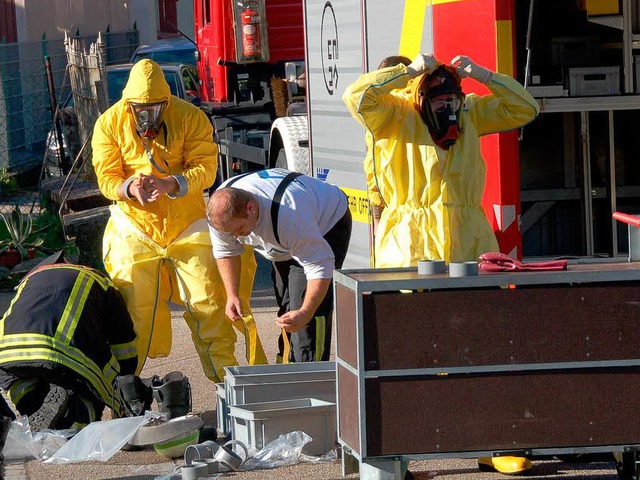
[[478, 456, 533, 475]]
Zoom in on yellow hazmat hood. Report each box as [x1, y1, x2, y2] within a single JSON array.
[[121, 59, 171, 104]]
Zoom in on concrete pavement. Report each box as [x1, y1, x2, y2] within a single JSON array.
[[2, 257, 625, 480]]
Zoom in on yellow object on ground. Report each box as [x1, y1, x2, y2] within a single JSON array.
[[478, 456, 533, 475]]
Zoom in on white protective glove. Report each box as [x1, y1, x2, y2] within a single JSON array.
[[407, 53, 439, 78], [451, 55, 493, 84]]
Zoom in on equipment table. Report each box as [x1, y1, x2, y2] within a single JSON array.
[[334, 263, 640, 480]]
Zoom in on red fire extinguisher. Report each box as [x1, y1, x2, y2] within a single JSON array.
[[241, 2, 261, 58]]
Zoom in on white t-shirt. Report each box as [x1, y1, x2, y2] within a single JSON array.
[[209, 168, 348, 279]]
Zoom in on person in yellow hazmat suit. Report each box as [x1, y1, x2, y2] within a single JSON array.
[[363, 55, 412, 265], [343, 54, 539, 476], [344, 53, 539, 268], [91, 59, 267, 384]]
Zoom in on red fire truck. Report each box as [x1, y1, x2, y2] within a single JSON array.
[[193, 0, 310, 183]]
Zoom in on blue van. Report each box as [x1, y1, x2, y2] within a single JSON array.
[[131, 37, 198, 66]]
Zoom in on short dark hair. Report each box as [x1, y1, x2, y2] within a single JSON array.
[[378, 55, 412, 69]]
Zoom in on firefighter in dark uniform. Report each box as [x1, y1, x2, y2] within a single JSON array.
[[0, 251, 139, 431]]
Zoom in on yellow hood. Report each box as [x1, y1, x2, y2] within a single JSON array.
[[121, 59, 171, 104]]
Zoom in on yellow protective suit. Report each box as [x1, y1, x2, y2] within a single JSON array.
[[363, 81, 414, 266], [344, 64, 539, 266], [363, 81, 414, 213], [92, 59, 266, 382]]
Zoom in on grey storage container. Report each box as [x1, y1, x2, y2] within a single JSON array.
[[229, 398, 336, 455], [568, 66, 620, 96], [218, 362, 336, 435], [215, 383, 228, 436]]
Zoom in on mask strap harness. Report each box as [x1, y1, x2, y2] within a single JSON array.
[[140, 123, 170, 174]]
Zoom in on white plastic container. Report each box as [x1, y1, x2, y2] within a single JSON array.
[[229, 398, 336, 455]]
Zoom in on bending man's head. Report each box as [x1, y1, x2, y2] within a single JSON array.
[[207, 187, 259, 237]]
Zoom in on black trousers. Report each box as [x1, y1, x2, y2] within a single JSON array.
[[273, 208, 352, 363]]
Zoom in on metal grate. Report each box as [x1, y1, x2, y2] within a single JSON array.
[[0, 30, 138, 216]]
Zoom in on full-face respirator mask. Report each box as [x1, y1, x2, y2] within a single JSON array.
[[416, 65, 465, 150], [128, 100, 167, 139]]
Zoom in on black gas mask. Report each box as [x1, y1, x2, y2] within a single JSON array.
[[417, 65, 465, 150], [129, 100, 167, 139]]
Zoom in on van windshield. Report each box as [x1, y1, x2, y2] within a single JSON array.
[[134, 50, 196, 65]]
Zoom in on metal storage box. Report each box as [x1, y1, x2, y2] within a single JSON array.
[[229, 398, 336, 455], [218, 362, 336, 435], [568, 66, 620, 96]]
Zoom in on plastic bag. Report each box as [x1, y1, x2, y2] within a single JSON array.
[[44, 411, 159, 464], [241, 431, 335, 470], [4, 416, 35, 460], [301, 448, 337, 464], [3, 416, 75, 461], [30, 428, 76, 460]]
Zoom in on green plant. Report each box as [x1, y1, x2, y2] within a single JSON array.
[[0, 168, 18, 197], [0, 204, 54, 259]]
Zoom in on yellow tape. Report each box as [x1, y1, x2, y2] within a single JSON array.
[[281, 328, 291, 364], [239, 314, 268, 365]]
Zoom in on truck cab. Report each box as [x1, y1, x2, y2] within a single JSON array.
[[192, 0, 309, 182]]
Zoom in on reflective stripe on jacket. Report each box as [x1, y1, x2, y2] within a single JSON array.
[[0, 265, 137, 412]]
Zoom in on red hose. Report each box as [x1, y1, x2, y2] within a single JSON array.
[[613, 211, 640, 227]]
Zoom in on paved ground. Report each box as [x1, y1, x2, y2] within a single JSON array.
[[1, 257, 626, 480]]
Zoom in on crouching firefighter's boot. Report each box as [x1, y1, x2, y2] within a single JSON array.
[[478, 456, 533, 475], [115, 375, 153, 418], [152, 372, 191, 419]]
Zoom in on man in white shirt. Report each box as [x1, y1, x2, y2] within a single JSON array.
[[207, 168, 352, 363]]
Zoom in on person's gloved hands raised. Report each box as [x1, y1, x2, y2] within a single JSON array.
[[451, 55, 493, 84], [407, 53, 439, 78]]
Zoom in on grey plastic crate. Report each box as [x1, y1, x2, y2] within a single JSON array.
[[215, 383, 228, 436], [229, 398, 336, 455], [219, 362, 336, 435], [568, 66, 620, 96], [224, 361, 336, 385]]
